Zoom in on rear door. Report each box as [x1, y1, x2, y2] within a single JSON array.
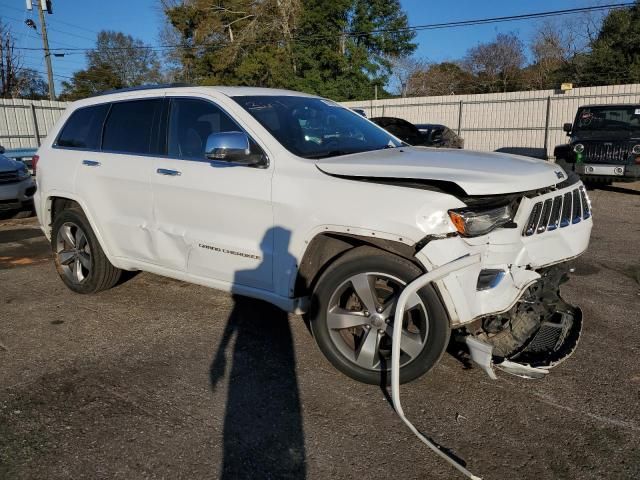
[[150, 96, 274, 290], [74, 96, 162, 263]]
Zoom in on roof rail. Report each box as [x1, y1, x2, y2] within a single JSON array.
[[90, 83, 194, 98]]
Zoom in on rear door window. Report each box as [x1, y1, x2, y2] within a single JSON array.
[[56, 104, 109, 149], [102, 99, 163, 155]]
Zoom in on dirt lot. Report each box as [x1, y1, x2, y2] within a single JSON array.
[[1, 184, 639, 480]]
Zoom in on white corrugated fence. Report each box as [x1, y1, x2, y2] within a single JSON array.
[[342, 83, 640, 158], [1, 83, 639, 156], [0, 98, 68, 149]]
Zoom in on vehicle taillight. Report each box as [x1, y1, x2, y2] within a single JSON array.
[[32, 154, 39, 174]]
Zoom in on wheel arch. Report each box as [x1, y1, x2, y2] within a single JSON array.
[[293, 231, 424, 298], [46, 193, 116, 264]]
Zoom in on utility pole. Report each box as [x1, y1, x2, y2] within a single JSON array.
[[33, 1, 55, 100]]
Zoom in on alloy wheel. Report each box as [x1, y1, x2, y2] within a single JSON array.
[[326, 272, 429, 371], [55, 221, 91, 284]]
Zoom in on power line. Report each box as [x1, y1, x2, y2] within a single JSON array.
[[0, 14, 95, 42], [0, 13, 87, 50], [366, 3, 633, 34], [6, 2, 636, 54], [0, 0, 99, 35], [4, 0, 638, 94]]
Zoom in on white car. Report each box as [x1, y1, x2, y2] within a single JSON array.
[[34, 85, 592, 384], [0, 146, 36, 213]]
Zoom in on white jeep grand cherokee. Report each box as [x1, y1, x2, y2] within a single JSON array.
[[34, 86, 592, 384]]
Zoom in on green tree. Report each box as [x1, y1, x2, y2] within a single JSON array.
[[88, 31, 162, 86], [61, 30, 162, 100], [164, 0, 299, 87], [163, 0, 415, 100], [291, 0, 415, 99], [577, 1, 640, 85], [60, 64, 124, 101]]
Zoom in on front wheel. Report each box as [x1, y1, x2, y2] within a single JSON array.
[[309, 247, 450, 385]]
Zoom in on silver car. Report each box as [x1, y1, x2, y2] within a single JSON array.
[[0, 146, 36, 213]]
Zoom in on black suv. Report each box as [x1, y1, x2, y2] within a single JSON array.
[[554, 104, 640, 184]]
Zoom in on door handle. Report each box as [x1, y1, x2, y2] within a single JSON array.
[[156, 168, 181, 176], [82, 160, 101, 167]]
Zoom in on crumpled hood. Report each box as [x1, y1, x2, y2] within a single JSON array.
[[316, 147, 565, 195], [0, 154, 22, 173]]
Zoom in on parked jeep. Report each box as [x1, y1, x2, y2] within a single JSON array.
[[555, 104, 640, 184], [34, 85, 592, 384]]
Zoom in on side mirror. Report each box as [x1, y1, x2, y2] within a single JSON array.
[[205, 131, 263, 166], [0, 145, 5, 154], [563, 123, 572, 134]]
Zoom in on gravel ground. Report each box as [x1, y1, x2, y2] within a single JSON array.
[[1, 183, 639, 480]]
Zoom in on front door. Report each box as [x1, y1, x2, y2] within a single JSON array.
[[150, 97, 274, 291]]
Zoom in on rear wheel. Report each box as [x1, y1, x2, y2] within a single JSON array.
[[51, 208, 121, 294], [309, 247, 450, 385]]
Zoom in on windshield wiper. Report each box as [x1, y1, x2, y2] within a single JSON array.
[[306, 144, 402, 159], [305, 150, 352, 159]]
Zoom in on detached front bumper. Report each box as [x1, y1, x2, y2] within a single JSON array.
[[0, 176, 36, 211]]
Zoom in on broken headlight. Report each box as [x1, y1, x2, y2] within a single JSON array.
[[448, 204, 514, 237]]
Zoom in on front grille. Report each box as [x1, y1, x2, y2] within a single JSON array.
[[581, 142, 630, 164], [522, 321, 564, 353], [0, 170, 20, 184], [523, 186, 591, 236]]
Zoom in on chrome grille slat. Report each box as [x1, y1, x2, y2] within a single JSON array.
[[537, 199, 553, 234], [560, 192, 572, 228], [547, 196, 562, 231], [523, 202, 542, 236], [572, 189, 582, 224], [579, 187, 591, 219], [522, 187, 591, 237]]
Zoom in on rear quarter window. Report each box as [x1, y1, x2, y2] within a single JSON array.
[[56, 103, 109, 149]]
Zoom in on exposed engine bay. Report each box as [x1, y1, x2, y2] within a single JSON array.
[[460, 264, 582, 379]]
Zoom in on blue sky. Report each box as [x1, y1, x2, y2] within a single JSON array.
[[0, 0, 607, 93]]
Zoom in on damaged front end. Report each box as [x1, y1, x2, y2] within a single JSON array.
[[462, 265, 582, 379]]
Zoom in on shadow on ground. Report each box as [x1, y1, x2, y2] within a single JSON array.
[[209, 227, 306, 479]]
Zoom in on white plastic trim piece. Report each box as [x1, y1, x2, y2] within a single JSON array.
[[391, 253, 483, 480], [465, 336, 498, 380]]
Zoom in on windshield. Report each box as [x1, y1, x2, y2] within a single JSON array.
[[232, 95, 402, 159], [574, 106, 640, 132]]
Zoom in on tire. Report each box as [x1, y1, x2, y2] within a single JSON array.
[[51, 207, 121, 294], [308, 247, 450, 385]]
